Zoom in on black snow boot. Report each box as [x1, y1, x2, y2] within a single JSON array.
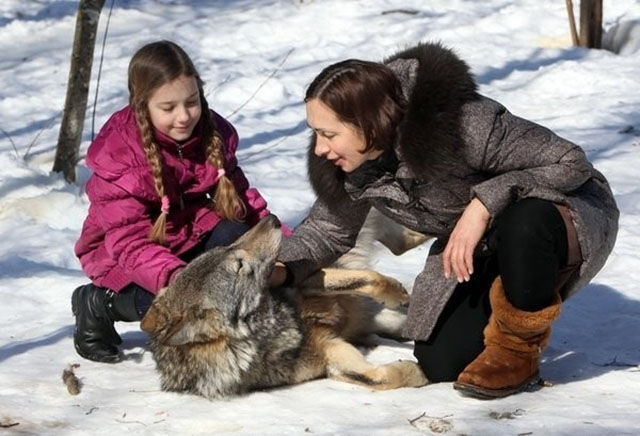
[[71, 284, 140, 363]]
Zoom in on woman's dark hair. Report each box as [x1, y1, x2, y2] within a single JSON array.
[[305, 59, 406, 152]]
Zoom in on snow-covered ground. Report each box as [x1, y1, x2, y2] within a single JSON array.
[[1, 1, 639, 434]]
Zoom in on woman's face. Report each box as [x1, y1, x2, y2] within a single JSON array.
[[148, 74, 202, 142], [305, 98, 382, 173]]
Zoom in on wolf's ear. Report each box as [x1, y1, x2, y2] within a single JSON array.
[[140, 304, 161, 333], [163, 313, 223, 346], [141, 305, 190, 346], [140, 297, 187, 343], [139, 288, 168, 333]]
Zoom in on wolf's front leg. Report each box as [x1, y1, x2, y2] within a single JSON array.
[[299, 268, 409, 308], [321, 336, 428, 390]]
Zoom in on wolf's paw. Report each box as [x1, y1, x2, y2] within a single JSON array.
[[376, 276, 409, 308], [356, 360, 428, 390], [395, 360, 429, 387]]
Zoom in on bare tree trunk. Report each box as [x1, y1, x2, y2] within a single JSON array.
[[579, 0, 603, 48], [53, 0, 105, 183]]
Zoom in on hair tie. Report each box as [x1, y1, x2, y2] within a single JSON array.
[[213, 168, 226, 183], [161, 195, 170, 214]]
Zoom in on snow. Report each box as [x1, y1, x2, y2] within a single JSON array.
[[1, 0, 639, 434]]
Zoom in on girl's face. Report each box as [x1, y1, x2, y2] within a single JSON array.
[[148, 74, 202, 142], [305, 98, 382, 173]]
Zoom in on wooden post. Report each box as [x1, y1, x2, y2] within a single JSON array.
[[52, 0, 105, 183], [579, 0, 603, 48]]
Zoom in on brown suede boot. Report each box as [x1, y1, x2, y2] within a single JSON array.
[[453, 277, 561, 399]]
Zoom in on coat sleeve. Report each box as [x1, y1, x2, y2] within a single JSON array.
[[278, 197, 370, 283], [464, 98, 595, 218], [86, 174, 186, 293]]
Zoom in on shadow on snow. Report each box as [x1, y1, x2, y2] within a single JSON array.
[[543, 282, 640, 384]]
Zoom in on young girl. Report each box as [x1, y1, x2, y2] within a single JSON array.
[[73, 40, 284, 363]]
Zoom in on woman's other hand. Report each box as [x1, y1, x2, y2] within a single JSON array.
[[443, 198, 490, 282], [268, 262, 289, 287]]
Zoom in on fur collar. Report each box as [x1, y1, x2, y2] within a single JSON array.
[[385, 42, 478, 179], [308, 42, 478, 205]]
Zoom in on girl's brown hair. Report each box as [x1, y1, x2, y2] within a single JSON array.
[[128, 40, 245, 245], [305, 59, 406, 153]]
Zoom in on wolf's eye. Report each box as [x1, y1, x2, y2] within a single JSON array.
[[231, 259, 243, 273], [234, 258, 253, 275]]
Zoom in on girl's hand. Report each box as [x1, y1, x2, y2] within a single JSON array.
[[443, 198, 490, 282]]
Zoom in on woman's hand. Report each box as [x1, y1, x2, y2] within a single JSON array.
[[443, 198, 490, 282], [267, 262, 288, 287]]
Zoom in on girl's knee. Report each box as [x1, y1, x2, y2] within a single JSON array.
[[205, 220, 250, 249]]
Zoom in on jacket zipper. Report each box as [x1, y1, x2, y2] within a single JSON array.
[[176, 144, 185, 210]]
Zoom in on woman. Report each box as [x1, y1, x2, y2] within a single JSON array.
[[270, 42, 618, 399]]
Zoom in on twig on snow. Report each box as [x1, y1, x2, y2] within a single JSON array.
[[115, 419, 147, 426], [381, 9, 419, 15], [408, 412, 454, 433], [489, 408, 525, 420], [240, 127, 298, 163], [407, 412, 426, 425], [85, 407, 99, 415], [226, 48, 295, 119], [591, 356, 638, 368], [0, 126, 19, 158], [0, 419, 19, 428]]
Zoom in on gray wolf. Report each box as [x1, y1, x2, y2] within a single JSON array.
[[140, 215, 428, 399]]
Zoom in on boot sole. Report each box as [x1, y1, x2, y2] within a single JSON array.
[[73, 340, 122, 363], [72, 287, 122, 364], [453, 372, 540, 400]]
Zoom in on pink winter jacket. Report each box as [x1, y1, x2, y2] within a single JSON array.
[[75, 106, 272, 294]]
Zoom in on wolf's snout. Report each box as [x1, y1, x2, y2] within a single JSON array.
[[264, 214, 280, 228]]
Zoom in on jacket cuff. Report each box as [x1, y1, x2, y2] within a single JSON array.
[[167, 266, 184, 286], [280, 223, 293, 237]]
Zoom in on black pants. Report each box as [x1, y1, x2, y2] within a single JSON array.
[[117, 219, 250, 319], [413, 198, 569, 382]]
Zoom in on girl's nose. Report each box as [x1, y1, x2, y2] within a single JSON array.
[[177, 105, 190, 122]]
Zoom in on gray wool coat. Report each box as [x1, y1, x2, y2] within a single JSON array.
[[279, 43, 619, 341]]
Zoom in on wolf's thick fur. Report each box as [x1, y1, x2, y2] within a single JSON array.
[[141, 215, 428, 399]]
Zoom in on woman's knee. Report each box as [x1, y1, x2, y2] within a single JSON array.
[[496, 198, 567, 311], [497, 199, 566, 251]]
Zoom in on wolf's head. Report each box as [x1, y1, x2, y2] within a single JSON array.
[[141, 214, 283, 346]]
